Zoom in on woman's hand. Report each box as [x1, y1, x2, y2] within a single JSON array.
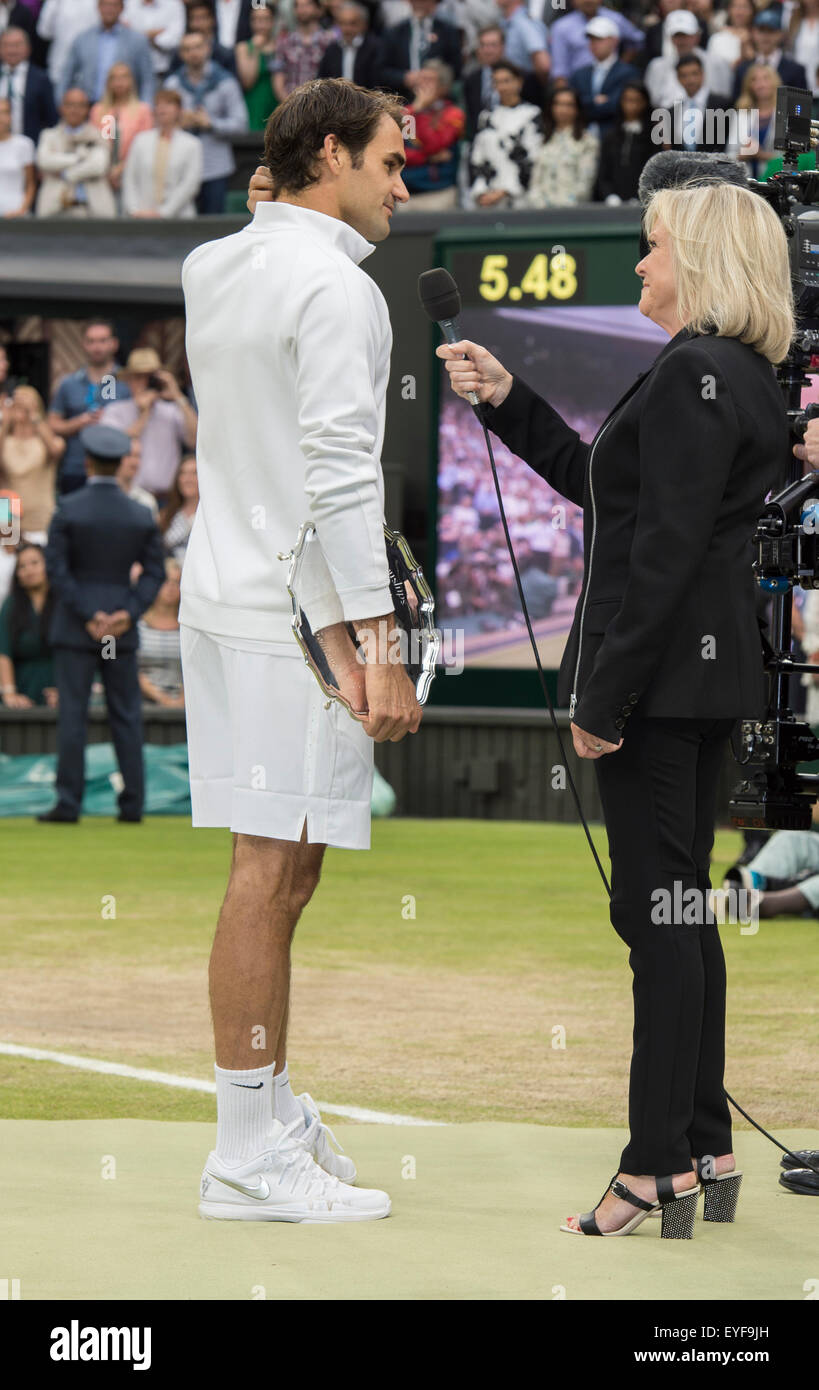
[[435, 339, 514, 408], [570, 721, 623, 759], [247, 165, 274, 214]]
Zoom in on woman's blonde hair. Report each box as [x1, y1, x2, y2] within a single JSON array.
[[643, 179, 795, 364], [735, 60, 780, 109], [99, 61, 139, 112]]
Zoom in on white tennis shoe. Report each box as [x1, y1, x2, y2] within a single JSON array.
[[198, 1116, 389, 1222], [296, 1092, 357, 1182]]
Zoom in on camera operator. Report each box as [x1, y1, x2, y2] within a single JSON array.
[[437, 179, 793, 1238]]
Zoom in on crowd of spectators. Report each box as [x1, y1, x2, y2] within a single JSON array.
[[0, 0, 813, 217], [0, 0, 815, 735], [0, 317, 195, 712], [437, 392, 585, 633]]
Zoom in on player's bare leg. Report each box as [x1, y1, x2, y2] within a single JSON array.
[[208, 825, 324, 1070], [199, 824, 389, 1218]]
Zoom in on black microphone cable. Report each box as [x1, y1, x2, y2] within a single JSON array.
[[464, 392, 819, 1180]]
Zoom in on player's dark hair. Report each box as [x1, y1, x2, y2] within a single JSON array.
[[262, 78, 405, 197]]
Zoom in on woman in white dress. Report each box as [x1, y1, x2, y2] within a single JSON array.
[[526, 86, 599, 209], [467, 60, 544, 211]]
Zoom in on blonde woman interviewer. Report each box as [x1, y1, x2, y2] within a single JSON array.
[[437, 180, 794, 1238]]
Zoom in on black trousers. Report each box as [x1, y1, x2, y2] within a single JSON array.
[[592, 711, 737, 1176], [53, 647, 144, 819]]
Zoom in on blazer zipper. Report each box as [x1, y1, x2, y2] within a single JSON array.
[[568, 414, 616, 721]]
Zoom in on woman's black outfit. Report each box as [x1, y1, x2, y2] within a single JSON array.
[[595, 121, 655, 202], [481, 326, 789, 1174]]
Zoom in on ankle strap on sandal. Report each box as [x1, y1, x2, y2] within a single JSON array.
[[610, 1178, 655, 1211], [655, 1174, 676, 1203]]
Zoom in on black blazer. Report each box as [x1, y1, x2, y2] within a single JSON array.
[[378, 16, 462, 100], [21, 62, 57, 145], [318, 33, 384, 88], [234, 0, 253, 43], [594, 121, 655, 201], [481, 326, 789, 744], [45, 479, 166, 652], [570, 60, 641, 132]]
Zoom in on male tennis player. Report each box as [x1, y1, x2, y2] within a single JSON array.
[[180, 78, 422, 1222]]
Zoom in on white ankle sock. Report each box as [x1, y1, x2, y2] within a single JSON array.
[[214, 1060, 276, 1164], [273, 1062, 305, 1130]]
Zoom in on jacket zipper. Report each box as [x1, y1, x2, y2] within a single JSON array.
[[568, 414, 616, 720]]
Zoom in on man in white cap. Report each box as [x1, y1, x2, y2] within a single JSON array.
[[645, 8, 732, 110], [549, 0, 644, 84], [570, 15, 640, 139]]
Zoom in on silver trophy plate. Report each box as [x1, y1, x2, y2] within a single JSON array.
[[280, 521, 439, 721]]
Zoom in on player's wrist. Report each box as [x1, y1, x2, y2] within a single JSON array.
[[352, 613, 403, 666]]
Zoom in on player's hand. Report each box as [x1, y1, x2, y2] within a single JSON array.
[[435, 339, 514, 408], [570, 721, 623, 759], [360, 657, 423, 742], [247, 165, 274, 214], [315, 621, 368, 715]]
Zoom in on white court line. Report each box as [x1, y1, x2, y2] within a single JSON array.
[[0, 1043, 444, 1126]]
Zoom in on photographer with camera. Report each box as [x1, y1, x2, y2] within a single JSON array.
[[438, 179, 794, 1238], [99, 346, 198, 505]]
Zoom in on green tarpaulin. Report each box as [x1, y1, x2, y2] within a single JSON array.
[[0, 743, 397, 819]]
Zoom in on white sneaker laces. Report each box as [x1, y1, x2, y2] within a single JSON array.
[[268, 1116, 344, 1201], [297, 1092, 347, 1164]]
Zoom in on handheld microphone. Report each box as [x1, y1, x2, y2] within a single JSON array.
[[417, 267, 480, 407]]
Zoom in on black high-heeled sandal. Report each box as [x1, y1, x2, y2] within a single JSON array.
[[561, 1173, 701, 1238], [695, 1158, 744, 1222]]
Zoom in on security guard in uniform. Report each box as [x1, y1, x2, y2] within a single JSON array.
[[39, 424, 165, 823]]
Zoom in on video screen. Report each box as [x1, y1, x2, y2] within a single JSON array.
[[435, 304, 667, 670]]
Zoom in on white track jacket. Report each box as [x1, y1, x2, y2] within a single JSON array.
[[179, 199, 394, 643]]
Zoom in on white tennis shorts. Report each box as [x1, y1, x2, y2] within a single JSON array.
[[179, 623, 374, 848]]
